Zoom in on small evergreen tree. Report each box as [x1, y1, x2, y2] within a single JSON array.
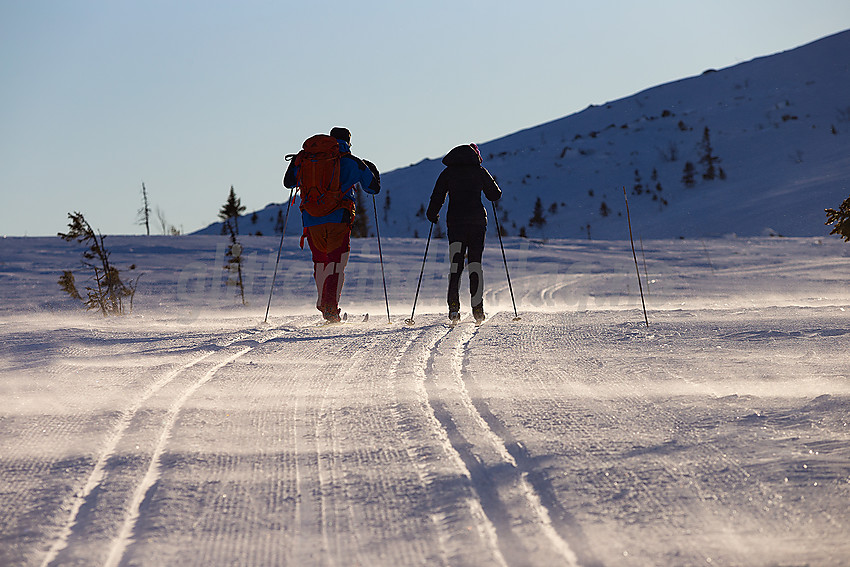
[[218, 187, 247, 304], [58, 212, 139, 315], [58, 271, 83, 301], [599, 201, 611, 217], [651, 168, 668, 209], [219, 186, 246, 235], [825, 196, 850, 242], [529, 197, 546, 228], [223, 225, 246, 305], [632, 169, 644, 195], [682, 161, 696, 188], [699, 127, 723, 181]]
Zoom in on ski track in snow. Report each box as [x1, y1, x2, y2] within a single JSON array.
[[2, 236, 849, 566], [38, 326, 274, 567], [30, 320, 315, 567], [421, 313, 579, 566], [103, 345, 254, 567], [455, 320, 586, 566]]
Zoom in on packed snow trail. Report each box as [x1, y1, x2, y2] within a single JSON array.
[[1, 236, 849, 566], [104, 345, 254, 567], [423, 315, 578, 566], [37, 325, 295, 567], [2, 307, 849, 566]]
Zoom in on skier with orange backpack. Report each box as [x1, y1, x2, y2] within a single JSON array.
[[284, 127, 381, 322]]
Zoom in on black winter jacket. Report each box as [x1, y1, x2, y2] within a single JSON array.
[[426, 145, 502, 227]]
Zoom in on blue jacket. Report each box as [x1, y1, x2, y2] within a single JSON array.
[[284, 140, 380, 228]]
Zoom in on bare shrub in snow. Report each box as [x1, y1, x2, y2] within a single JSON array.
[[58, 212, 139, 315]]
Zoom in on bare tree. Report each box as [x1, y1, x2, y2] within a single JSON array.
[[137, 182, 151, 236]]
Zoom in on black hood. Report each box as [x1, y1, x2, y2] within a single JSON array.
[[442, 144, 482, 167]]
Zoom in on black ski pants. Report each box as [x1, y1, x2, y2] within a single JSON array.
[[447, 223, 486, 314]]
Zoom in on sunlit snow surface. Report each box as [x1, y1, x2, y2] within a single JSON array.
[[1, 235, 849, 566]]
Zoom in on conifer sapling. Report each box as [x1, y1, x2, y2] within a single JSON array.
[[825, 196, 850, 242], [58, 212, 139, 315]]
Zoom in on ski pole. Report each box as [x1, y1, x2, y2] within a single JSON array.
[[372, 194, 391, 323], [405, 222, 433, 325], [263, 186, 296, 324], [491, 201, 521, 321], [623, 186, 649, 328]]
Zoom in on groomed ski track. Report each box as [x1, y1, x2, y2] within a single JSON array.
[[25, 313, 586, 567], [3, 305, 849, 566]]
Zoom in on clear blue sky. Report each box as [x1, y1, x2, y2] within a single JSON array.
[[2, 0, 849, 236]]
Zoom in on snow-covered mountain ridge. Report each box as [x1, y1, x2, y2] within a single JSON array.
[[198, 30, 850, 240]]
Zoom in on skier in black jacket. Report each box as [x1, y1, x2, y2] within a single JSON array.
[[427, 143, 502, 324]]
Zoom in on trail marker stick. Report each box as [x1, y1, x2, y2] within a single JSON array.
[[623, 187, 649, 328]]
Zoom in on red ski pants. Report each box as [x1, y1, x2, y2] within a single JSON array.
[[305, 223, 351, 314]]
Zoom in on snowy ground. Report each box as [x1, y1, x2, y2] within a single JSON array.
[[1, 234, 849, 566]]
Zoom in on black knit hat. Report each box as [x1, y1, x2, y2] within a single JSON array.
[[330, 127, 351, 143]]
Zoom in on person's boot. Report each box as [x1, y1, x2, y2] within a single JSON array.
[[472, 304, 485, 325], [322, 305, 341, 323], [448, 300, 461, 324]]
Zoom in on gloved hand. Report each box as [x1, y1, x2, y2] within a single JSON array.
[[427, 212, 439, 224], [363, 159, 380, 184]]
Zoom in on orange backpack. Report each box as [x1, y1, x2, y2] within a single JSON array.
[[294, 134, 350, 217]]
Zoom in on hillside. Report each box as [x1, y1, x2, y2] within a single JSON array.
[[197, 30, 850, 240]]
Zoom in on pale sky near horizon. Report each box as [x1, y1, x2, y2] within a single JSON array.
[[2, 1, 849, 236]]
